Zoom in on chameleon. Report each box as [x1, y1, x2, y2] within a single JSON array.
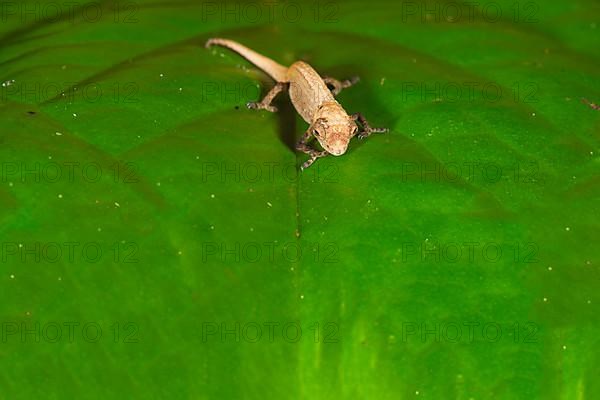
[[205, 38, 388, 169]]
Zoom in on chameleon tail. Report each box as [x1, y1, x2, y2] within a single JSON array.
[[206, 38, 289, 83]]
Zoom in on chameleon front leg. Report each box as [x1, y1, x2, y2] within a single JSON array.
[[352, 113, 389, 139], [295, 128, 329, 170], [323, 76, 360, 96], [247, 82, 288, 112]]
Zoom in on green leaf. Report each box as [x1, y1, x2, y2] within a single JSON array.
[[1, 0, 599, 398]]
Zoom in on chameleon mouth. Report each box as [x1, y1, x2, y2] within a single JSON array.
[[328, 146, 347, 156]]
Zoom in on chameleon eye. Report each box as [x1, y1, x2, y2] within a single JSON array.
[[313, 129, 320, 137]]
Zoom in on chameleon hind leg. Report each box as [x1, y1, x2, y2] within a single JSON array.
[[296, 128, 329, 170], [323, 76, 360, 96], [247, 82, 288, 112]]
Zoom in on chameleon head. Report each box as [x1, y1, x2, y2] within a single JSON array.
[[312, 102, 358, 156]]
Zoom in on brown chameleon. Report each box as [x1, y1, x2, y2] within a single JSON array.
[[206, 38, 388, 169]]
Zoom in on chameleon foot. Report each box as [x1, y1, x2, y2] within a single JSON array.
[[358, 126, 389, 140], [324, 76, 360, 96], [582, 98, 600, 110], [343, 76, 361, 88], [301, 151, 328, 170], [296, 129, 329, 170], [246, 83, 287, 113], [352, 112, 388, 139], [247, 101, 278, 113]]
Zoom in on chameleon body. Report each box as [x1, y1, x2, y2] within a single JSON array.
[[205, 38, 388, 169]]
